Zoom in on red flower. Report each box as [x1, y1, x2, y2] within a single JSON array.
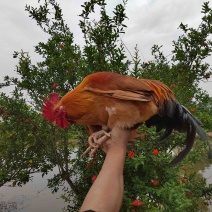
[[152, 149, 159, 155], [92, 175, 97, 182], [181, 178, 187, 183], [152, 180, 159, 186], [86, 163, 91, 167], [132, 199, 143, 207], [128, 151, 135, 158], [190, 109, 195, 113]]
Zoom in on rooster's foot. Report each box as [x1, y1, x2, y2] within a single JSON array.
[[82, 130, 111, 157]]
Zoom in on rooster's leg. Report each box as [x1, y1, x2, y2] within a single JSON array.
[[82, 130, 111, 157]]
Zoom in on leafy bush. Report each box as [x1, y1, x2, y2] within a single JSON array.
[[0, 0, 212, 211]]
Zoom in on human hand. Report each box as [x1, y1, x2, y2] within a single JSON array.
[[100, 126, 130, 153]]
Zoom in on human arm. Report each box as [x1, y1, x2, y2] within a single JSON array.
[[80, 127, 130, 212]]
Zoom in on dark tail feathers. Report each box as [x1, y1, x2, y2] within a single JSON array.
[[145, 100, 208, 166]]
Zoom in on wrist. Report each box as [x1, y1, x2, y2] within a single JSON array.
[[106, 144, 127, 157]]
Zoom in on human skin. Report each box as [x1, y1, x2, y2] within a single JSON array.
[[80, 127, 130, 212]]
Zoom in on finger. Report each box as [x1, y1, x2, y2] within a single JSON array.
[[81, 146, 92, 156], [89, 147, 97, 158], [88, 135, 99, 148], [95, 134, 110, 145]]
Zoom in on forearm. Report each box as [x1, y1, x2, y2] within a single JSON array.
[[80, 145, 127, 212], [102, 145, 126, 175]]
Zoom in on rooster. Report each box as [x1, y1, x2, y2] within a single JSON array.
[[42, 71, 209, 165]]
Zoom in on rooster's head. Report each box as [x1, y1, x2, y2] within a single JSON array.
[[42, 93, 70, 128]]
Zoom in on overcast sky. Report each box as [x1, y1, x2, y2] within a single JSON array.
[[0, 0, 211, 96]]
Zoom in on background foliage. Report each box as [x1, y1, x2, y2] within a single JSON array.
[[0, 0, 212, 211]]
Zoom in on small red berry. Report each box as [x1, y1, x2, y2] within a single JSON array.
[[152, 180, 159, 186], [181, 178, 187, 183], [152, 149, 159, 155], [132, 199, 143, 207], [190, 109, 195, 113], [92, 175, 97, 182], [128, 151, 135, 158]]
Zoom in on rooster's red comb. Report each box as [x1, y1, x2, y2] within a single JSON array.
[[42, 93, 60, 122]]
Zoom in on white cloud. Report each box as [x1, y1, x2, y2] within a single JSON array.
[[0, 0, 211, 96], [123, 0, 206, 57]]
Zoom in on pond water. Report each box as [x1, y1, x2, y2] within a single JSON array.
[[199, 163, 212, 212], [0, 162, 211, 211], [0, 167, 68, 212]]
